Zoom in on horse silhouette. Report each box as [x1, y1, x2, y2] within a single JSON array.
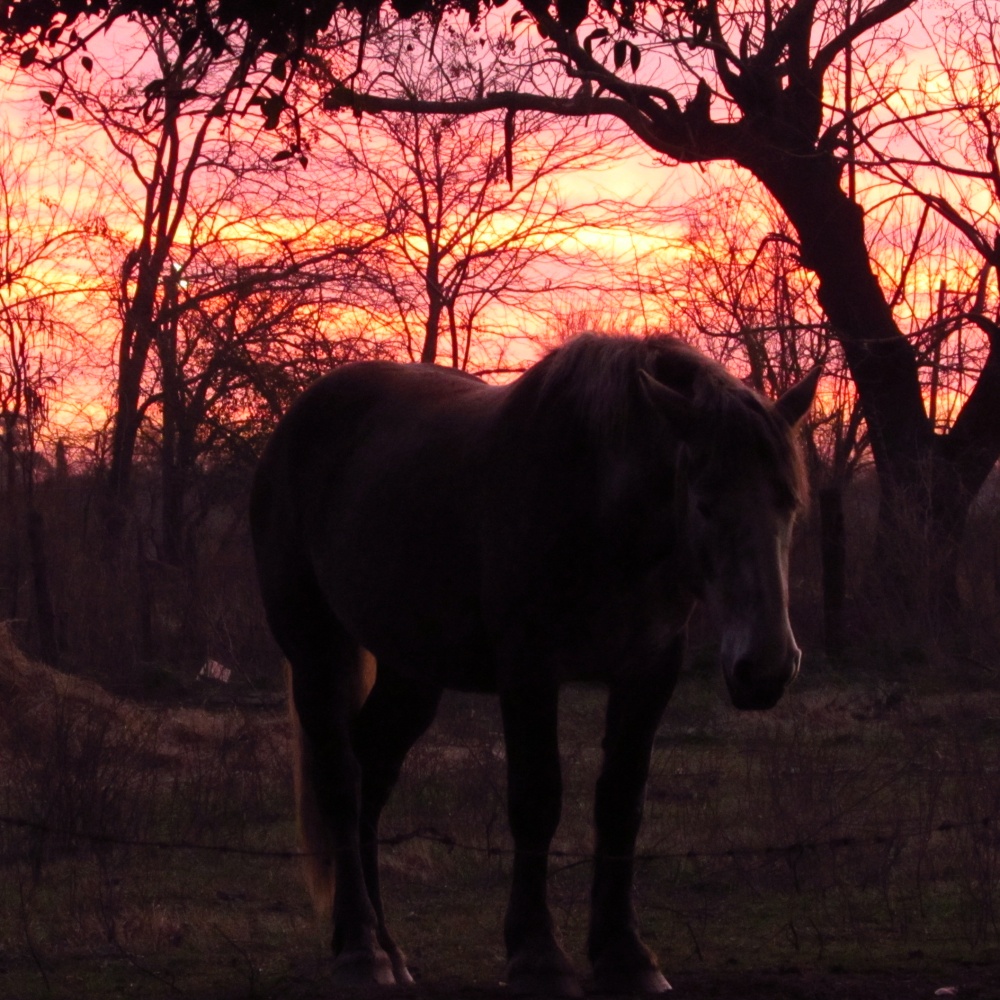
[[251, 333, 818, 994]]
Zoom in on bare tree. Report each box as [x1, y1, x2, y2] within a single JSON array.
[[0, 131, 97, 661], [143, 235, 387, 565], [39, 17, 386, 552], [315, 29, 652, 370], [39, 16, 287, 520]]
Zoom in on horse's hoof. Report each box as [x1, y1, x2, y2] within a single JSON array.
[[391, 958, 415, 987], [378, 931, 415, 986], [591, 933, 671, 994], [594, 966, 671, 994], [331, 946, 397, 987]]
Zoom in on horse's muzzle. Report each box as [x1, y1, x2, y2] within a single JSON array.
[[725, 648, 800, 711]]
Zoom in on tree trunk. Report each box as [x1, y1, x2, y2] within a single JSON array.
[[158, 296, 185, 567], [0, 491, 20, 623], [107, 256, 162, 533], [739, 147, 979, 612], [746, 153, 932, 492], [421, 252, 444, 364], [27, 506, 59, 665], [818, 485, 847, 656]]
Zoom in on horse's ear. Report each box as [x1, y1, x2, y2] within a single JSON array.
[[638, 369, 695, 438], [775, 366, 821, 427]]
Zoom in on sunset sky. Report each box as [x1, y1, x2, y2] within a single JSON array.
[[0, 1, 994, 460]]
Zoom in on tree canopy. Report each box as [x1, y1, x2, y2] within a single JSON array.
[[4, 0, 345, 60], [6, 0, 1000, 613]]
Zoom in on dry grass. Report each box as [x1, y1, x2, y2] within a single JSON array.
[[2, 631, 1000, 998]]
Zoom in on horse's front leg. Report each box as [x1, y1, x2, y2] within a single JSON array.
[[588, 642, 682, 994], [499, 684, 580, 997]]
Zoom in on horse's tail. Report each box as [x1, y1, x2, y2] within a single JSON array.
[[286, 659, 334, 920], [286, 650, 377, 920]]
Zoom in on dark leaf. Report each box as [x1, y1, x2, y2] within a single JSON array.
[[19, 47, 38, 69], [178, 26, 199, 54], [584, 26, 609, 53], [39, 91, 56, 107], [271, 56, 287, 81], [630, 42, 640, 73], [613, 39, 627, 70], [272, 149, 294, 161], [81, 55, 93, 72], [261, 93, 287, 130], [511, 10, 528, 24], [56, 106, 74, 120]]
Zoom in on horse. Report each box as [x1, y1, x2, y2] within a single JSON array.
[[250, 333, 819, 995]]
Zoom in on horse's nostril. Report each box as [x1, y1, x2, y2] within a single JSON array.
[[728, 655, 793, 711]]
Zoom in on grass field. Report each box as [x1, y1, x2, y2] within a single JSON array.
[[3, 632, 1000, 998]]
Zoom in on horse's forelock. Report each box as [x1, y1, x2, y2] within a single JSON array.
[[691, 379, 809, 512], [532, 334, 808, 510]]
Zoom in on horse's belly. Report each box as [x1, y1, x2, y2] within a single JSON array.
[[369, 631, 498, 692], [335, 580, 496, 691]]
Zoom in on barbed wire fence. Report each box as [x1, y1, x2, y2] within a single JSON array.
[[4, 677, 1000, 987], [1, 809, 997, 866], [4, 748, 1000, 990]]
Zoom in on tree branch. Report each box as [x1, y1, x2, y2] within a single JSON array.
[[323, 84, 738, 163]]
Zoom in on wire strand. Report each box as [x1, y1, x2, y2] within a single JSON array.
[[1, 811, 995, 864]]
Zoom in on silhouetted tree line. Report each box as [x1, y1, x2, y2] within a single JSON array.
[[0, 0, 999, 682]]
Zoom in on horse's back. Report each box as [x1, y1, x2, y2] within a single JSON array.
[[253, 361, 492, 514], [252, 361, 501, 688]]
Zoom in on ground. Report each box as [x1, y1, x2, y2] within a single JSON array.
[[214, 967, 1000, 999], [4, 628, 1000, 1000]]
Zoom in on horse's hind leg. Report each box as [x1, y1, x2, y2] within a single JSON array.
[[282, 604, 395, 985], [351, 664, 441, 985]]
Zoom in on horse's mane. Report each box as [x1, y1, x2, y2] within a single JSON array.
[[519, 333, 808, 509]]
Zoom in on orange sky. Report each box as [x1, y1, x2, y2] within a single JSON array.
[[0, 6, 995, 454]]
